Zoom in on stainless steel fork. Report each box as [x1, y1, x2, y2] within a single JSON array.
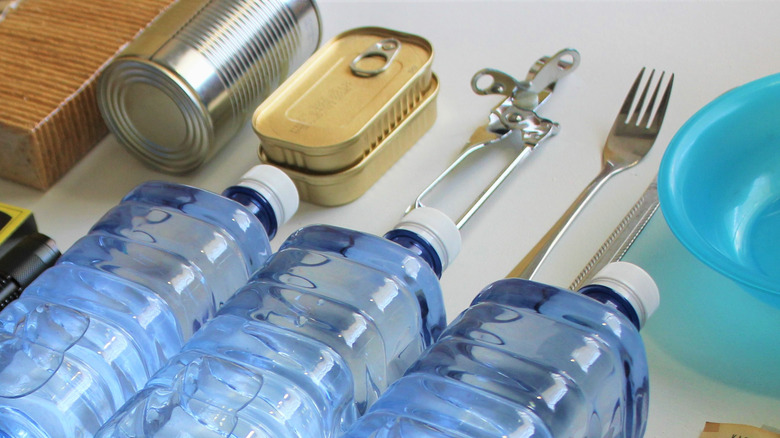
[[508, 68, 674, 280]]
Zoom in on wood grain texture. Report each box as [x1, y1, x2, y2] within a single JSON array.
[[0, 0, 177, 189]]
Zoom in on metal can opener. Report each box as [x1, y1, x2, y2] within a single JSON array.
[[408, 48, 580, 228]]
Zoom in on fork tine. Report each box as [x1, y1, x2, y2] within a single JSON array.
[[639, 71, 665, 128], [650, 73, 674, 131], [628, 69, 655, 126], [619, 67, 645, 118]]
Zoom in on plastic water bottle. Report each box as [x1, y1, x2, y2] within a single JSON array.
[[0, 165, 298, 438], [96, 207, 462, 438], [340, 261, 660, 438]]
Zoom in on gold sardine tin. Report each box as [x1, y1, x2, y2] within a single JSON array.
[[253, 27, 435, 176], [260, 74, 438, 206]]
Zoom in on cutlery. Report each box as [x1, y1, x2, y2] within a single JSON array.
[[568, 177, 659, 290], [508, 68, 673, 280]]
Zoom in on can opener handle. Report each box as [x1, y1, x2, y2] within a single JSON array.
[[407, 49, 580, 229], [472, 48, 580, 109]]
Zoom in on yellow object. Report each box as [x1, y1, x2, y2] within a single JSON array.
[[700, 422, 780, 438], [260, 75, 439, 206], [0, 202, 35, 247], [253, 27, 437, 205]]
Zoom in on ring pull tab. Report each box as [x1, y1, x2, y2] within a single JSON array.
[[350, 38, 401, 77]]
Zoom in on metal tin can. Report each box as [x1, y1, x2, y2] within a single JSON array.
[[98, 0, 321, 173], [253, 27, 436, 205], [260, 74, 439, 206]]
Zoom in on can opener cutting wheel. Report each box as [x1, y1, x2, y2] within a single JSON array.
[[408, 48, 580, 228]]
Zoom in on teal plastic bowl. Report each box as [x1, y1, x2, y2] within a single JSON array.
[[659, 73, 780, 307]]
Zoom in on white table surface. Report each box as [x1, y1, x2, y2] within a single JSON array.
[[2, 1, 779, 435]]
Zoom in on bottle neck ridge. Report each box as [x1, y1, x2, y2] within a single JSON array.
[[222, 186, 278, 240], [579, 284, 642, 330], [384, 229, 443, 278]]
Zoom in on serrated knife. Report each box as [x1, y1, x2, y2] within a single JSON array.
[[568, 177, 660, 290]]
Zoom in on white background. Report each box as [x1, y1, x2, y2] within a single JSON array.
[[2, 1, 779, 435]]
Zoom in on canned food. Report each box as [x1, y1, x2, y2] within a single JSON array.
[[253, 27, 437, 205], [253, 27, 434, 173], [98, 0, 321, 173], [259, 74, 439, 206]]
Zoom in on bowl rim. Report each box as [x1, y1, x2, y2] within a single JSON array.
[[658, 72, 780, 297]]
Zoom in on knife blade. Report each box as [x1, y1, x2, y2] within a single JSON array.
[[568, 177, 660, 290]]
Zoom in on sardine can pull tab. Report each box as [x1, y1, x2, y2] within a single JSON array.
[[350, 38, 402, 77]]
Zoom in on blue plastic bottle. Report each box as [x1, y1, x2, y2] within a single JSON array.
[[0, 165, 299, 438], [340, 261, 660, 438], [95, 207, 462, 438]]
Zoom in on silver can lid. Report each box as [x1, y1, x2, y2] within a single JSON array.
[[98, 58, 213, 174]]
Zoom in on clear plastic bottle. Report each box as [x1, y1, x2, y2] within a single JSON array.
[[340, 261, 660, 438], [96, 207, 462, 438], [0, 165, 298, 438]]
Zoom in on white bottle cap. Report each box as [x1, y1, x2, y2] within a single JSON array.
[[235, 165, 299, 226], [393, 207, 461, 272], [589, 261, 660, 329]]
